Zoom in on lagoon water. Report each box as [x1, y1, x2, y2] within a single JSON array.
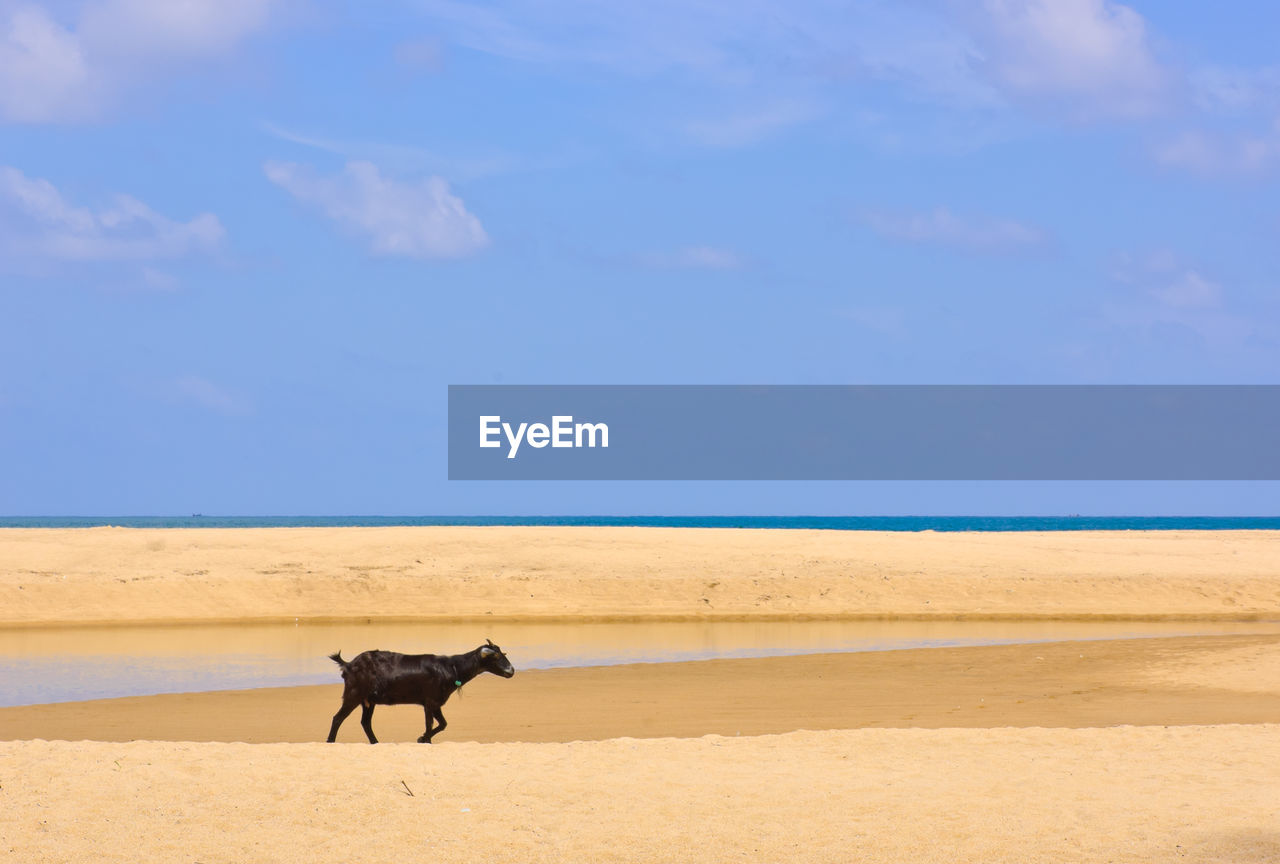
[[4, 618, 1280, 707]]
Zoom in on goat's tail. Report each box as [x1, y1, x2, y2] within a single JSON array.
[[329, 651, 349, 676]]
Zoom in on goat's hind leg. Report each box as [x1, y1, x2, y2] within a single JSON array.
[[327, 694, 359, 743], [359, 701, 379, 744]]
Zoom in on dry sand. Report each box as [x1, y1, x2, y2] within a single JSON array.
[[3, 526, 1280, 625], [3, 526, 1279, 862], [4, 726, 1279, 864]]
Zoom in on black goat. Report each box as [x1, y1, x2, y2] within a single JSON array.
[[326, 639, 515, 744]]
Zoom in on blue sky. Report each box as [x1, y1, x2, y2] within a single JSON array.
[[1, 0, 1278, 515]]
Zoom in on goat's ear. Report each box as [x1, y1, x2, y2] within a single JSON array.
[[480, 646, 496, 657]]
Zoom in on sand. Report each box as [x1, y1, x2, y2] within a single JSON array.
[[4, 726, 1279, 863], [4, 634, 1280, 743], [3, 526, 1279, 862], [3, 526, 1280, 626]]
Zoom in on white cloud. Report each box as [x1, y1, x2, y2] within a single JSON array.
[[264, 160, 489, 259], [78, 0, 272, 60], [0, 5, 95, 122], [0, 0, 277, 123], [858, 205, 1045, 253], [966, 0, 1167, 119], [0, 165, 224, 260], [638, 245, 745, 270]]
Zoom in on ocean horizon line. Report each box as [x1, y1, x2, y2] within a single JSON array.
[[3, 515, 1279, 531]]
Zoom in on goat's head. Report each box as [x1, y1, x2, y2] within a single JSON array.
[[479, 639, 515, 678]]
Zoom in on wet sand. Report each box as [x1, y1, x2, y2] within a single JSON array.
[[4, 526, 1280, 626], [4, 634, 1279, 743]]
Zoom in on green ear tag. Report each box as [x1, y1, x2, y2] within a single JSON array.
[[455, 680, 462, 687]]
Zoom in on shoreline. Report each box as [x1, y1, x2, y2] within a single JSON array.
[[6, 633, 1279, 743]]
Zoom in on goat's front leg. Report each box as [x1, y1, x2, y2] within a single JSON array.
[[359, 702, 378, 744], [418, 705, 446, 743], [418, 705, 436, 743]]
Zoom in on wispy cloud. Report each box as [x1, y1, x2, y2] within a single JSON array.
[[1097, 249, 1262, 350], [636, 245, 746, 271], [1189, 65, 1280, 113], [140, 266, 179, 291], [418, 0, 774, 81], [172, 376, 250, 416], [1154, 61, 1280, 176], [417, 0, 1173, 125], [0, 0, 278, 123], [263, 160, 489, 259], [1152, 270, 1223, 309], [857, 205, 1045, 253], [261, 122, 516, 182], [837, 305, 907, 336], [1153, 124, 1280, 176], [393, 37, 444, 74], [0, 165, 224, 261], [1110, 250, 1225, 310], [685, 100, 819, 148]]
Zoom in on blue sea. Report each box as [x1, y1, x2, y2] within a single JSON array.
[[1, 515, 1278, 531]]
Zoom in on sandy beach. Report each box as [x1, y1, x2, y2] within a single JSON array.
[[3, 526, 1279, 862], [4, 526, 1280, 625], [5, 726, 1279, 864]]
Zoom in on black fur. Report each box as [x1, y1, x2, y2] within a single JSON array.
[[325, 640, 515, 743]]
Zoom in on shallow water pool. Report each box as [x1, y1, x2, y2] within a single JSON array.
[[3, 618, 1278, 706]]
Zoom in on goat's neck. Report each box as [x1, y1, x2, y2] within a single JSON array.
[[449, 648, 486, 685]]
